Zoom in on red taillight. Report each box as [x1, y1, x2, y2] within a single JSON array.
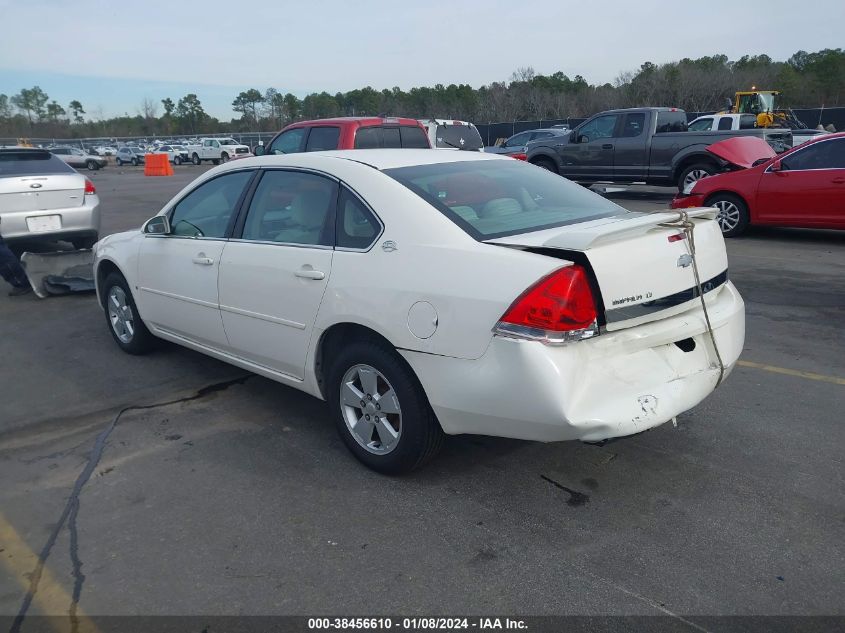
[[510, 153, 527, 161], [495, 265, 599, 344], [84, 178, 96, 195]]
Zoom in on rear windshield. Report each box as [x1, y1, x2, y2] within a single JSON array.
[[435, 124, 484, 150], [0, 151, 75, 177], [354, 125, 430, 149], [384, 159, 623, 240]]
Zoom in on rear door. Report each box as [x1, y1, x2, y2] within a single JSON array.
[[557, 114, 618, 180], [137, 169, 255, 348], [613, 112, 648, 180], [217, 169, 337, 379], [756, 137, 845, 227]]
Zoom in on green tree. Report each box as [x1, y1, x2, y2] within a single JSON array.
[[232, 88, 264, 122], [11, 86, 49, 127], [161, 98, 175, 117], [0, 94, 10, 120], [176, 93, 207, 134], [46, 101, 66, 123], [68, 100, 85, 124]]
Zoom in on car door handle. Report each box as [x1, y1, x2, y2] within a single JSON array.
[[602, 144, 614, 150], [295, 268, 325, 280], [192, 256, 214, 265]]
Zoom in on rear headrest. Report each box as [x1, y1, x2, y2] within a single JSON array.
[[479, 197, 522, 218]]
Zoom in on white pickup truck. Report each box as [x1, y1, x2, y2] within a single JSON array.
[[687, 113, 827, 147], [186, 137, 251, 164]]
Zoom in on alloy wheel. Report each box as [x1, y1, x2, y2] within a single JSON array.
[[714, 200, 741, 232], [683, 168, 711, 189], [340, 364, 402, 455], [107, 286, 135, 344]]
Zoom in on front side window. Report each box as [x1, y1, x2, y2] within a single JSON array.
[[385, 159, 623, 240], [336, 186, 381, 249], [781, 138, 845, 171], [169, 170, 253, 239], [305, 127, 340, 152], [577, 115, 618, 142], [241, 170, 336, 246], [268, 128, 306, 154]]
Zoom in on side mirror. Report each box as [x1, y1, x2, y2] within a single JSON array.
[[769, 159, 782, 172], [253, 144, 265, 156], [578, 134, 589, 144], [144, 215, 171, 235]]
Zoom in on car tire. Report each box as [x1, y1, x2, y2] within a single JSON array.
[[678, 162, 717, 191], [174, 156, 182, 165], [221, 152, 229, 163], [86, 160, 99, 171], [211, 159, 220, 165], [116, 158, 122, 166], [705, 193, 750, 238], [327, 339, 444, 475], [192, 153, 201, 165], [531, 157, 558, 174], [131, 158, 139, 166], [102, 272, 156, 355], [71, 235, 98, 250]]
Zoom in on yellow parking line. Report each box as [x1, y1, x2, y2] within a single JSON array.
[[0, 513, 97, 631], [737, 360, 845, 385]]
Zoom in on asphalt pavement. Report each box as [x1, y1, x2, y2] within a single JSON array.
[[0, 167, 842, 626]]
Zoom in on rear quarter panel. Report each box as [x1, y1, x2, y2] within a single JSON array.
[[310, 161, 562, 361]]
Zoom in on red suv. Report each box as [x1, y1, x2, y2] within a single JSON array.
[[254, 117, 431, 155]]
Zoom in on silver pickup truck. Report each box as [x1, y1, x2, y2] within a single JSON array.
[[526, 107, 792, 190]]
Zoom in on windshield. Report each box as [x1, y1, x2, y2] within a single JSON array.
[[384, 159, 624, 240], [219, 139, 238, 145], [435, 124, 483, 150], [172, 145, 185, 150], [0, 151, 75, 177], [757, 93, 775, 112]]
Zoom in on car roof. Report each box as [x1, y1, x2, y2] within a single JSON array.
[[284, 116, 422, 129], [224, 149, 508, 171]]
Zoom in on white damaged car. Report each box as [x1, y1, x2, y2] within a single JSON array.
[[93, 150, 745, 473]]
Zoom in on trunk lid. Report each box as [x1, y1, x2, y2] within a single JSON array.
[[0, 174, 86, 213], [486, 208, 728, 331]]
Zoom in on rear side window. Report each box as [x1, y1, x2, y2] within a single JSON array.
[[739, 114, 757, 130], [400, 125, 429, 148], [621, 113, 646, 137], [336, 186, 381, 249], [305, 127, 340, 152], [0, 151, 74, 176], [655, 111, 687, 133], [717, 117, 734, 131]]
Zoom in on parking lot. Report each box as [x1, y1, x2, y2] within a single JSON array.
[[1, 166, 843, 625]]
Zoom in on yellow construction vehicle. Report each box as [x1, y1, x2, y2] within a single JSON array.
[[16, 138, 33, 147], [720, 89, 806, 129]]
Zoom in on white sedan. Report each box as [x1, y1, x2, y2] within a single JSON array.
[[93, 150, 745, 473]]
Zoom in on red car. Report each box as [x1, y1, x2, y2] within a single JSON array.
[[254, 117, 431, 156], [672, 132, 845, 236]]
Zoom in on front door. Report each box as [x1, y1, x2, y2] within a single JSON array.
[[756, 137, 845, 228], [556, 113, 618, 181], [218, 169, 338, 379], [137, 169, 254, 348]]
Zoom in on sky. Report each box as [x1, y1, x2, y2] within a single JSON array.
[[1, 0, 843, 120]]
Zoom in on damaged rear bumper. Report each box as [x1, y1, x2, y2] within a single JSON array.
[[401, 282, 745, 443]]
